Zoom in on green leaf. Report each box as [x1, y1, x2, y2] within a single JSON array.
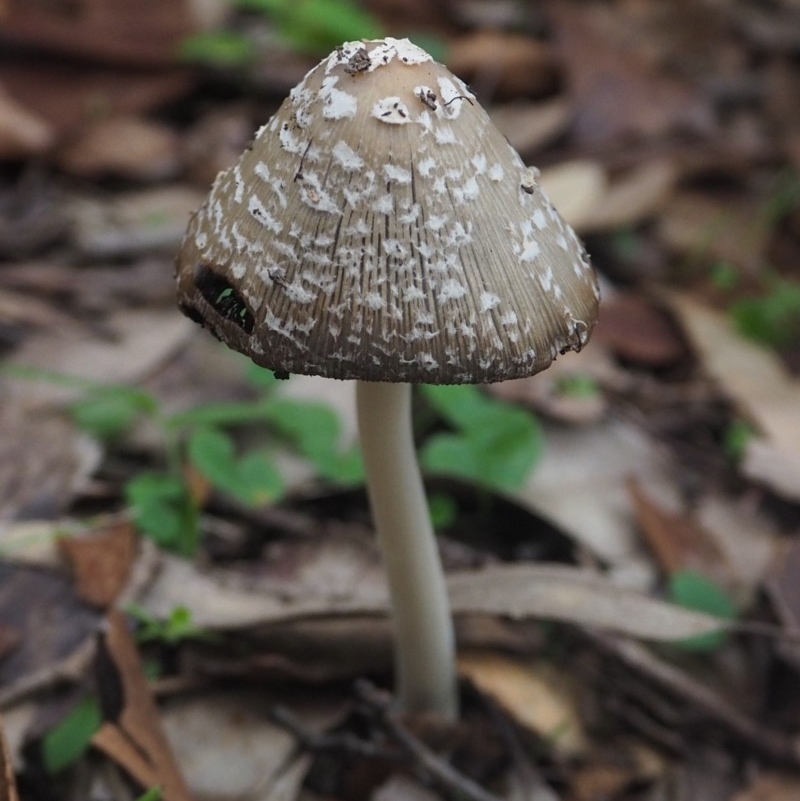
[[125, 472, 200, 556], [668, 570, 736, 652], [42, 695, 102, 773], [420, 385, 543, 491], [554, 373, 599, 398], [427, 492, 458, 529], [236, 0, 382, 53], [187, 427, 283, 505], [729, 277, 800, 348], [265, 398, 364, 484], [135, 789, 162, 801], [126, 603, 204, 645], [723, 418, 756, 462], [179, 30, 254, 66], [69, 385, 158, 440], [166, 398, 274, 430]]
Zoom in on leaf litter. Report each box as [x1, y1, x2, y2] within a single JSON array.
[[1, 0, 800, 798]]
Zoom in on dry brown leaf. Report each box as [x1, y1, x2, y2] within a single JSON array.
[[0, 716, 19, 801], [448, 564, 731, 641], [550, 1, 714, 146], [373, 773, 442, 801], [92, 609, 192, 801], [57, 115, 180, 181], [538, 160, 608, 232], [594, 292, 687, 366], [0, 403, 101, 520], [139, 554, 731, 643], [742, 439, 800, 502], [628, 478, 725, 577], [68, 186, 205, 257], [0, 85, 53, 159], [665, 293, 800, 500], [3, 0, 199, 67], [657, 192, 770, 272], [59, 521, 138, 607], [446, 30, 557, 100], [459, 651, 586, 757], [730, 772, 800, 801], [0, 59, 192, 144], [7, 309, 194, 403], [490, 99, 572, 157], [516, 418, 676, 576], [162, 692, 337, 801], [581, 159, 678, 232]]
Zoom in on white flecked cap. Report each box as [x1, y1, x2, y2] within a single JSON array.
[[176, 38, 599, 383]]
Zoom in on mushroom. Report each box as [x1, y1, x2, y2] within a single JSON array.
[[175, 38, 599, 720]]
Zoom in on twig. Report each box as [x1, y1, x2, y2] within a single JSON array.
[[591, 633, 800, 766], [354, 680, 504, 801], [268, 704, 396, 761]]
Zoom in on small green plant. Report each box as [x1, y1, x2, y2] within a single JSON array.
[[238, 0, 382, 52], [179, 30, 256, 67], [729, 276, 800, 349], [3, 361, 363, 556], [188, 426, 283, 505], [180, 0, 383, 65], [135, 789, 162, 801], [420, 385, 544, 492], [41, 695, 102, 773], [668, 569, 736, 652], [125, 603, 206, 645], [554, 373, 599, 398], [722, 418, 757, 462], [709, 261, 740, 291], [125, 472, 201, 557]]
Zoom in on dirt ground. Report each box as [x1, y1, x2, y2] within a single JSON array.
[[1, 1, 800, 799]]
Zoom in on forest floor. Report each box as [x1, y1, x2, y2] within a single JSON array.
[[1, 0, 800, 799]]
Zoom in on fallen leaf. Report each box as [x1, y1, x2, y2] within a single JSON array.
[[0, 58, 193, 144], [490, 98, 572, 157], [515, 418, 676, 580], [59, 520, 138, 607], [372, 772, 443, 801], [0, 564, 99, 707], [446, 30, 557, 100], [538, 160, 608, 232], [57, 115, 180, 181], [68, 185, 205, 257], [550, 1, 715, 146], [448, 564, 732, 642], [92, 609, 192, 801], [0, 716, 19, 801], [0, 84, 53, 159], [7, 308, 194, 403], [3, 0, 201, 67], [581, 159, 678, 232], [730, 771, 800, 801], [139, 552, 732, 643], [665, 294, 800, 500], [628, 478, 725, 577], [657, 192, 770, 272], [594, 292, 687, 367], [162, 692, 338, 801], [0, 403, 101, 520], [459, 651, 586, 757], [742, 439, 800, 502]]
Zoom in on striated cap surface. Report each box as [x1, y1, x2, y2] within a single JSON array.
[[176, 38, 599, 383]]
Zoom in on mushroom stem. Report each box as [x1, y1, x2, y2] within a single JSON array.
[[356, 380, 458, 719]]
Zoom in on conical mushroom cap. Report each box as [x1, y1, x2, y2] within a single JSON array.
[[176, 38, 599, 384]]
